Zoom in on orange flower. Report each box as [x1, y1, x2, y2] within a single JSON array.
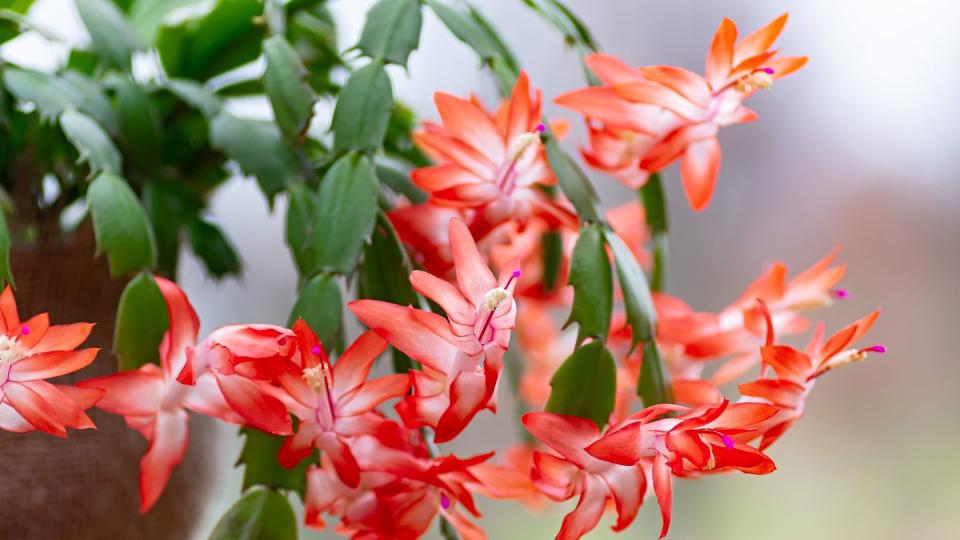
[[557, 14, 807, 211], [0, 286, 101, 438], [412, 71, 577, 238]]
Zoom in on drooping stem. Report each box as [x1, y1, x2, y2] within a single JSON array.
[[638, 172, 669, 292]]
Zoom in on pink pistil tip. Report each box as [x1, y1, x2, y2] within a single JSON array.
[[440, 493, 451, 509], [762, 67, 775, 74], [866, 345, 887, 354], [311, 345, 322, 355], [721, 434, 735, 449], [830, 289, 849, 299], [512, 269, 522, 279], [20, 326, 29, 335], [535, 123, 546, 133], [277, 337, 287, 346]]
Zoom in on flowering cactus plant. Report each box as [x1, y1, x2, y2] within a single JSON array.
[[0, 1, 886, 539]]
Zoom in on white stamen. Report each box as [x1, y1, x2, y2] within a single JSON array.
[[0, 335, 27, 366], [481, 287, 510, 311], [302, 364, 332, 394], [507, 132, 540, 162], [735, 71, 774, 93]]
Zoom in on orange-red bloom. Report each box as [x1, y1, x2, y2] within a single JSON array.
[[412, 71, 577, 238], [350, 218, 519, 443], [557, 14, 807, 211], [0, 286, 101, 437], [270, 321, 409, 487]]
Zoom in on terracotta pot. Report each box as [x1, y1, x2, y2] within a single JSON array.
[[0, 225, 216, 539]]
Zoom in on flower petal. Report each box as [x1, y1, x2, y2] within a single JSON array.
[[9, 348, 99, 382], [332, 330, 388, 398], [449, 218, 497, 304], [3, 380, 67, 437], [652, 452, 673, 539], [522, 412, 599, 467], [30, 322, 94, 353], [680, 136, 722, 211], [733, 13, 788, 65], [434, 92, 505, 164], [77, 364, 165, 416], [216, 373, 292, 435], [556, 475, 607, 540], [706, 17, 738, 89], [140, 410, 189, 512]]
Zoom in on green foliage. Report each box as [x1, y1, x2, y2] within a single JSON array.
[[156, 0, 264, 81], [311, 153, 379, 275], [0, 209, 11, 287], [424, 0, 518, 94], [264, 35, 317, 141], [188, 218, 241, 279], [542, 131, 602, 224], [2, 68, 117, 130], [565, 223, 612, 345], [75, 0, 141, 70], [546, 340, 617, 429], [638, 173, 669, 292], [357, 211, 419, 373], [288, 272, 344, 354], [375, 164, 426, 204], [209, 112, 294, 201], [284, 184, 316, 276], [116, 78, 162, 169], [237, 427, 312, 499], [142, 181, 202, 277], [331, 61, 393, 154], [113, 271, 168, 370], [87, 172, 157, 277], [0, 1, 36, 45], [357, 0, 422, 66], [59, 109, 121, 175], [540, 229, 563, 292], [603, 228, 672, 406], [208, 487, 297, 540]]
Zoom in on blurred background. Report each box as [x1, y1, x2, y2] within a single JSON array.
[[4, 0, 959, 538]]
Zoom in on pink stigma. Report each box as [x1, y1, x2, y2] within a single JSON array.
[[440, 493, 450, 509], [512, 270, 522, 279], [277, 337, 287, 346], [865, 345, 887, 354], [311, 345, 322, 355], [830, 289, 849, 299], [535, 123, 546, 133], [762, 67, 775, 74], [721, 434, 735, 449], [20, 326, 29, 335]]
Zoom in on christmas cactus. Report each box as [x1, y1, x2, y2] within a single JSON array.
[[0, 1, 885, 539]]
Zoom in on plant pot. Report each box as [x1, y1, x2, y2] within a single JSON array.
[[0, 225, 216, 539]]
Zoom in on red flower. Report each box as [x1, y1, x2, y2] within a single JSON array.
[[523, 412, 646, 540], [739, 309, 883, 449], [305, 426, 492, 540], [80, 277, 299, 511], [0, 286, 101, 437], [584, 400, 779, 538], [412, 71, 577, 237], [557, 14, 807, 211], [269, 320, 409, 487], [79, 277, 247, 511], [350, 218, 520, 443]]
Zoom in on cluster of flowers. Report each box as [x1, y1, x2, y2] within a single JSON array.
[[0, 14, 885, 540]]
